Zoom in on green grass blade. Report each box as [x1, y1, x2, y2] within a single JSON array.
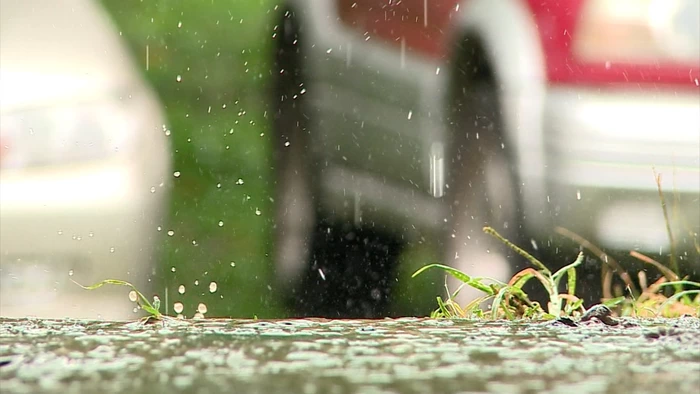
[[654, 280, 700, 289], [491, 286, 512, 320], [602, 296, 626, 308], [483, 227, 551, 275], [552, 252, 585, 289], [71, 278, 159, 317], [567, 266, 577, 296], [413, 263, 494, 295], [658, 290, 700, 313], [512, 272, 536, 289]]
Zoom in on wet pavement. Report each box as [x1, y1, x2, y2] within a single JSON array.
[[0, 317, 698, 394]]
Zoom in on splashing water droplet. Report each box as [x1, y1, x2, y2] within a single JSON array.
[[255, 208, 261, 216], [178, 285, 185, 294], [167, 230, 175, 237], [171, 267, 176, 273], [197, 303, 208, 314], [173, 302, 184, 314], [194, 280, 199, 286], [173, 171, 181, 178], [230, 262, 236, 267], [209, 282, 218, 293], [68, 270, 74, 277]]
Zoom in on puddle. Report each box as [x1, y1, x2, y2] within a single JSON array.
[[0, 317, 698, 393]]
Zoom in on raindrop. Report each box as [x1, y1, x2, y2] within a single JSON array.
[[435, 67, 440, 75], [57, 230, 63, 235], [173, 171, 181, 178], [218, 220, 224, 227], [407, 110, 413, 120], [194, 280, 199, 286], [128, 291, 138, 302], [178, 284, 185, 294], [284, 141, 290, 147], [318, 268, 326, 280], [209, 282, 218, 293], [109, 247, 115, 253], [197, 303, 208, 314], [150, 186, 156, 193], [173, 302, 184, 314], [177, 21, 182, 28], [68, 270, 74, 277], [236, 178, 244, 185], [167, 230, 175, 236], [530, 239, 539, 251], [176, 75, 182, 82], [576, 190, 581, 200], [171, 267, 176, 272], [326, 48, 333, 54], [230, 262, 236, 267], [88, 232, 94, 237], [255, 208, 262, 216], [216, 183, 222, 188]]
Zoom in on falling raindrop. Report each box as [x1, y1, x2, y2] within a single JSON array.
[[230, 262, 236, 267], [178, 285, 185, 294], [68, 270, 74, 277], [171, 267, 176, 273], [209, 282, 218, 293], [407, 110, 413, 120], [167, 230, 175, 236], [255, 208, 262, 216], [236, 178, 244, 185], [109, 247, 115, 253], [173, 171, 181, 178], [197, 303, 208, 314], [318, 268, 326, 280], [176, 75, 182, 82], [576, 190, 582, 200], [128, 291, 138, 302], [173, 302, 184, 314], [218, 220, 224, 227]]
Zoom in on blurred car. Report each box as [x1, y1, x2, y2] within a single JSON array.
[[0, 0, 171, 319], [271, 0, 700, 316]]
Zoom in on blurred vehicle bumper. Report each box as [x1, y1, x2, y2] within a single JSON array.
[[0, 154, 169, 319], [542, 87, 700, 256]]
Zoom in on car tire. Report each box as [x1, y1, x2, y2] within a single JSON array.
[[271, 9, 317, 298], [444, 80, 521, 306], [271, 11, 403, 318]]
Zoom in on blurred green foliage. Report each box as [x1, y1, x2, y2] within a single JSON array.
[[103, 0, 281, 317]]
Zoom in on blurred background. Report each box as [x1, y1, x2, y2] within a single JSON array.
[[1, 0, 698, 319]]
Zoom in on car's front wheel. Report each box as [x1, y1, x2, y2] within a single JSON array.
[[444, 80, 521, 306]]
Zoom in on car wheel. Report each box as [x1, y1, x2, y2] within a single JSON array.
[[272, 10, 316, 296], [444, 81, 521, 306]]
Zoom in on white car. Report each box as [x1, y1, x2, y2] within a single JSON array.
[[0, 0, 171, 319], [271, 0, 700, 316]]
